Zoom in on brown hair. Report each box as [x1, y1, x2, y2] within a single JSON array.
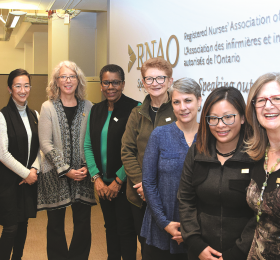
[[196, 87, 247, 156], [47, 60, 86, 101], [245, 72, 280, 160], [141, 57, 172, 78]]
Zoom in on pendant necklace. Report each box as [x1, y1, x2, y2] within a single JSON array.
[[216, 148, 236, 157], [256, 144, 280, 222]]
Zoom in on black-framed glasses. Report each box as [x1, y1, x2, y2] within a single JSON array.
[[252, 95, 280, 108], [143, 76, 168, 85], [206, 114, 237, 126], [58, 75, 78, 81], [101, 80, 123, 88]]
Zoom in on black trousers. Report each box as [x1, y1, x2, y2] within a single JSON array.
[[142, 240, 188, 260], [47, 202, 91, 260], [130, 201, 146, 256], [99, 182, 137, 260], [0, 220, 28, 260]]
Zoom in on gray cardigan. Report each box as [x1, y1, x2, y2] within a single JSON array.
[[37, 99, 95, 210]]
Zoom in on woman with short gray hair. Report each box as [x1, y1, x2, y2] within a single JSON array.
[[140, 77, 201, 259]]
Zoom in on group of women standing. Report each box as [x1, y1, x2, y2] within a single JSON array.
[[0, 57, 279, 260]]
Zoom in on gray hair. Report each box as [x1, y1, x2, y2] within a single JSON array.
[[169, 77, 201, 99], [47, 60, 87, 101]]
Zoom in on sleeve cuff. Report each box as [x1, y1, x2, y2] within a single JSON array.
[[186, 235, 208, 257], [58, 166, 71, 177], [21, 169, 30, 179], [116, 166, 127, 182]]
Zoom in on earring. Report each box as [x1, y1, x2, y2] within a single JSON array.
[[144, 89, 147, 93], [198, 106, 201, 112]]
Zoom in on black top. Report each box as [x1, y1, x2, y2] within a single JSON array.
[[63, 105, 77, 127], [149, 105, 158, 125], [89, 94, 139, 179], [0, 98, 39, 225]]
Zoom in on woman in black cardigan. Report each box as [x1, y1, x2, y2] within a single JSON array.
[[0, 69, 40, 260], [84, 64, 140, 260]]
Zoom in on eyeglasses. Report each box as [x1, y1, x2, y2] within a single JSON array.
[[58, 75, 78, 81], [206, 114, 237, 126], [13, 84, 32, 90], [101, 80, 122, 87], [143, 76, 168, 85], [252, 95, 280, 108]]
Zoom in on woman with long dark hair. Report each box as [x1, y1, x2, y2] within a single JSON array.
[[178, 87, 256, 260]]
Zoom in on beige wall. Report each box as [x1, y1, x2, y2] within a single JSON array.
[[24, 42, 34, 73], [0, 36, 24, 74], [34, 32, 48, 74], [96, 12, 108, 76], [69, 12, 97, 76]]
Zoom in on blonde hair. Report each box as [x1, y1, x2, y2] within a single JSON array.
[[245, 72, 280, 160], [47, 60, 86, 100]]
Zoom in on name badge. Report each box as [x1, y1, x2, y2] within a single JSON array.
[[241, 169, 249, 174], [276, 178, 280, 184], [114, 117, 118, 122], [165, 117, 171, 122]]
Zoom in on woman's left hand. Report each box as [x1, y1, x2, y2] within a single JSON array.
[[171, 235, 184, 245], [75, 167, 88, 181], [165, 222, 183, 244], [133, 182, 145, 201], [20, 168, 38, 185], [106, 178, 122, 201]]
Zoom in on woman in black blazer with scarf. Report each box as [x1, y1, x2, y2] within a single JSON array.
[[0, 69, 40, 260]]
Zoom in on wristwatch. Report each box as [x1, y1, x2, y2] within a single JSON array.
[[91, 174, 101, 183]]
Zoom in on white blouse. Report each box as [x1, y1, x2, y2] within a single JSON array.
[[0, 100, 40, 179]]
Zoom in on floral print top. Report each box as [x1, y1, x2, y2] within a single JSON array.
[[246, 159, 280, 260]]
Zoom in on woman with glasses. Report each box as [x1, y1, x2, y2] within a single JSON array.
[[84, 64, 139, 260], [0, 69, 40, 260], [37, 61, 95, 260], [122, 57, 176, 254], [140, 78, 201, 260], [245, 73, 280, 259], [178, 87, 256, 260]]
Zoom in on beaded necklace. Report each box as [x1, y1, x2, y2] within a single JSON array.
[[216, 148, 236, 157], [256, 144, 280, 222]]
